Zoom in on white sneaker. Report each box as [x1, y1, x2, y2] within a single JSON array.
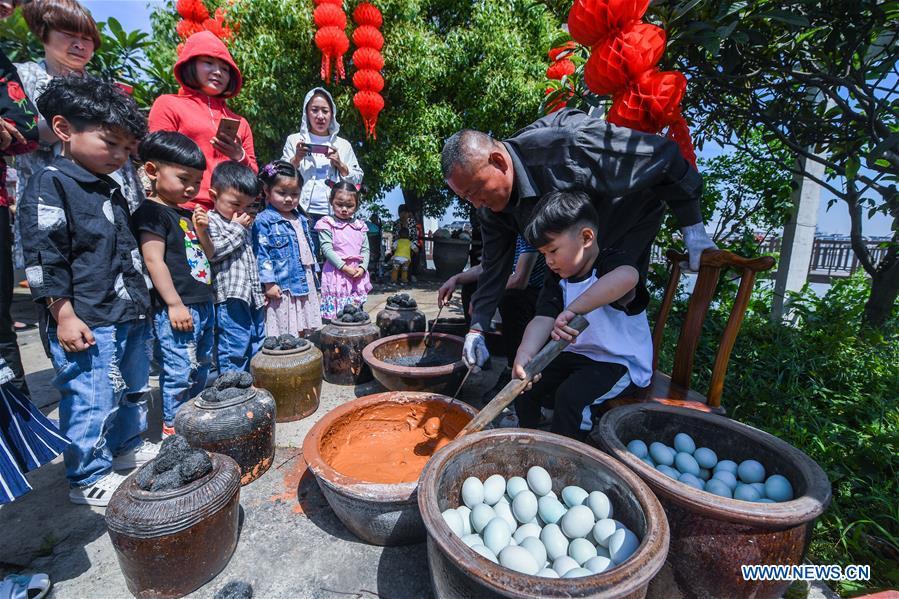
[[112, 441, 160, 471], [69, 471, 128, 507]]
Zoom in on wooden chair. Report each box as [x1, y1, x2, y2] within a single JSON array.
[[608, 248, 776, 415]]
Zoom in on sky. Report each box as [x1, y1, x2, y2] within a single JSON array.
[[82, 1, 893, 236]]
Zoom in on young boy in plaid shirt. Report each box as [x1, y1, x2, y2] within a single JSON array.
[[202, 161, 265, 371]]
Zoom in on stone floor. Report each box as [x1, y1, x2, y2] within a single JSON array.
[[0, 275, 838, 599]]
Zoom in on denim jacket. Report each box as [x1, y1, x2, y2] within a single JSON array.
[[253, 206, 317, 296]]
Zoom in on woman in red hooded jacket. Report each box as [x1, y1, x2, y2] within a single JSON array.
[[148, 31, 257, 211]]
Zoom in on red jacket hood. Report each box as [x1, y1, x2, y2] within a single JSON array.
[[174, 31, 243, 99]]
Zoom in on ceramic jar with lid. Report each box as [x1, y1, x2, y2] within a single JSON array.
[[320, 317, 380, 385], [251, 338, 322, 422]]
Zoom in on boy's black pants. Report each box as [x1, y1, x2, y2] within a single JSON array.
[[515, 352, 641, 440]]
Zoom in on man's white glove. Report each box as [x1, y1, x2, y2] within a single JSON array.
[[680, 223, 717, 272], [463, 331, 489, 371]]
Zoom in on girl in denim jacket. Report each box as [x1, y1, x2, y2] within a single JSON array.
[[253, 161, 322, 337]]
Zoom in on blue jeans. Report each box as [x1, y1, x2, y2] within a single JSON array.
[[153, 301, 214, 426], [215, 298, 265, 372], [48, 319, 150, 487]]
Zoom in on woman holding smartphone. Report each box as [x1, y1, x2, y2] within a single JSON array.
[[149, 30, 257, 210], [282, 87, 364, 255]]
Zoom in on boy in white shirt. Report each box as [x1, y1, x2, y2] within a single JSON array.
[[513, 191, 653, 440]]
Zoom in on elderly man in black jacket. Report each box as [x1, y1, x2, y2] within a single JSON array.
[[442, 108, 716, 370]]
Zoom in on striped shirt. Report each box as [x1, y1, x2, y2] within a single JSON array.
[[513, 236, 546, 289], [207, 210, 265, 308]]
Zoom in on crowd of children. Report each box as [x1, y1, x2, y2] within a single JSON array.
[[10, 73, 375, 506]]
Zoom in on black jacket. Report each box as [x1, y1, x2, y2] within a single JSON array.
[[470, 108, 703, 331], [20, 156, 151, 328]]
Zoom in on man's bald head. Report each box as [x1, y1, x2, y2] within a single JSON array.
[[442, 129, 515, 212], [441, 130, 498, 179]]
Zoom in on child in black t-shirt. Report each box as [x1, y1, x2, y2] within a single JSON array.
[[132, 131, 214, 436]]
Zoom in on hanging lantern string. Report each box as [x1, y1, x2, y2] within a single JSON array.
[[351, 2, 384, 139], [565, 0, 696, 167]]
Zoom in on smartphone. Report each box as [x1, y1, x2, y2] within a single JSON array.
[[216, 117, 241, 141], [305, 143, 331, 155]]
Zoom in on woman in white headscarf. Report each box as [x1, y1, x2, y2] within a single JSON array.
[[281, 87, 363, 255]]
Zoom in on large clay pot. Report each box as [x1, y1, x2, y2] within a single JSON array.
[[250, 339, 323, 422], [175, 387, 276, 485], [418, 429, 669, 598], [596, 404, 832, 599], [320, 318, 381, 385], [106, 453, 241, 599], [376, 305, 426, 338], [433, 238, 470, 279]]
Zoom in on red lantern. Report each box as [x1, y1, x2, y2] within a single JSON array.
[[315, 26, 350, 80], [314, 3, 347, 29], [176, 0, 209, 22], [354, 90, 384, 138], [352, 46, 384, 71], [548, 41, 576, 62], [568, 0, 650, 47], [607, 70, 686, 132], [352, 25, 384, 51], [176, 19, 204, 40], [584, 23, 665, 95], [546, 59, 575, 80], [352, 2, 383, 28], [353, 69, 384, 93]]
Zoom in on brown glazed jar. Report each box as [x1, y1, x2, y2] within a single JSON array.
[[105, 453, 241, 599], [174, 387, 276, 485], [320, 318, 380, 385], [250, 339, 323, 422], [376, 305, 426, 338]]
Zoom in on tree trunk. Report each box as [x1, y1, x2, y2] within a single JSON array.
[[863, 262, 899, 329]]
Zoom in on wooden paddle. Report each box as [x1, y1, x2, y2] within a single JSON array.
[[456, 314, 589, 436]]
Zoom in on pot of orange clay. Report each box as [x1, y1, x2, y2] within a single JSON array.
[[362, 332, 467, 394], [303, 391, 477, 545]]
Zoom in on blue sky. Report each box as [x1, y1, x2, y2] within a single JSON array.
[[83, 1, 893, 235]]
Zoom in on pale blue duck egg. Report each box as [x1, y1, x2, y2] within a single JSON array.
[[627, 439, 649, 458], [656, 464, 680, 480], [737, 460, 766, 484], [608, 528, 640, 564], [733, 484, 762, 502], [536, 567, 559, 578], [461, 477, 484, 508], [552, 555, 580, 576], [560, 505, 595, 539], [512, 490, 538, 524], [704, 479, 733, 498], [592, 518, 621, 547], [561, 485, 589, 509], [712, 469, 739, 489], [585, 491, 612, 520], [674, 432, 696, 454], [519, 535, 547, 567], [563, 567, 593, 578], [540, 523, 570, 561], [694, 447, 718, 469], [471, 503, 496, 533], [442, 508, 464, 536], [764, 474, 794, 502], [568, 537, 598, 565], [537, 495, 567, 525], [498, 545, 540, 575], [675, 452, 700, 476], [483, 474, 507, 505], [470, 544, 498, 563], [640, 456, 656, 468], [526, 466, 552, 497], [714, 459, 738, 474], [584, 555, 612, 574], [649, 442, 675, 466], [678, 472, 705, 490], [482, 517, 512, 555], [456, 506, 472, 535], [505, 476, 529, 499], [698, 468, 712, 481]]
